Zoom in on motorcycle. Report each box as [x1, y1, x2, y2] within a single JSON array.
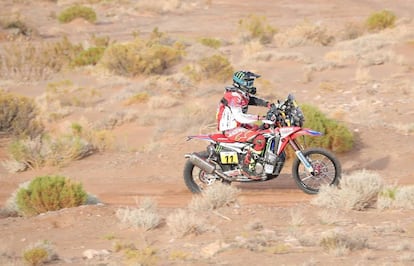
[[183, 94, 341, 194]]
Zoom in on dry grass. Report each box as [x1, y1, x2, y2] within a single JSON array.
[[234, 229, 281, 252], [116, 197, 161, 230], [319, 229, 368, 256], [355, 66, 372, 85], [0, 37, 82, 81], [289, 207, 305, 227], [188, 183, 240, 211], [323, 50, 354, 66], [123, 246, 158, 266], [238, 14, 277, 45], [317, 209, 344, 225], [334, 31, 398, 66], [378, 185, 414, 210], [22, 240, 58, 266], [275, 20, 335, 47], [312, 170, 384, 211], [163, 102, 214, 134], [133, 0, 203, 14], [100, 32, 184, 77], [0, 12, 38, 40], [36, 80, 102, 120], [0, 90, 44, 138], [166, 208, 207, 237], [148, 95, 180, 109], [123, 92, 150, 105], [6, 133, 96, 170]]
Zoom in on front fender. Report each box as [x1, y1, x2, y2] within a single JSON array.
[[291, 128, 323, 139]]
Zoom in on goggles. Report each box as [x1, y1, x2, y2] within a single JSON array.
[[245, 79, 254, 88]]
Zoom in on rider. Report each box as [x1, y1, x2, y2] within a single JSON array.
[[216, 70, 274, 178]]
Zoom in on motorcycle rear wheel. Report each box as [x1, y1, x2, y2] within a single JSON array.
[[292, 148, 341, 194], [183, 151, 229, 193]]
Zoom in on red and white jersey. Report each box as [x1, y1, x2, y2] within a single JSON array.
[[216, 87, 268, 132]]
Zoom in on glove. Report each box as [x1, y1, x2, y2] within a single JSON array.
[[267, 103, 278, 110]]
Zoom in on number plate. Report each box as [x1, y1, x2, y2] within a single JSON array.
[[219, 151, 239, 164]]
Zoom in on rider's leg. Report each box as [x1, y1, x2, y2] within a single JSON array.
[[225, 128, 265, 175]]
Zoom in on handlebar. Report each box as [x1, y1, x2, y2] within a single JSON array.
[[266, 93, 304, 127]]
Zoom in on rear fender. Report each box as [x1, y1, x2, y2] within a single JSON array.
[[186, 135, 216, 144]]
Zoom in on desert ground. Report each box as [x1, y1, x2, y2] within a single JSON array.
[[1, 0, 414, 265]]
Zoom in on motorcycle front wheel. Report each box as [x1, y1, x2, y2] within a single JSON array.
[[183, 151, 229, 193], [292, 148, 341, 194]]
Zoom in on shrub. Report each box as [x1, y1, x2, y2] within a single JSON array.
[[0, 14, 34, 37], [319, 230, 368, 256], [0, 37, 82, 80], [198, 37, 222, 49], [312, 170, 384, 211], [16, 175, 87, 216], [23, 240, 58, 266], [7, 133, 95, 170], [123, 92, 150, 105], [116, 198, 161, 230], [44, 80, 101, 107], [238, 14, 277, 44], [124, 246, 158, 266], [0, 90, 44, 138], [276, 20, 334, 47], [198, 54, 234, 82], [366, 10, 396, 32], [58, 5, 97, 24], [166, 209, 206, 237], [100, 33, 184, 76], [378, 185, 414, 209], [71, 46, 105, 67], [300, 104, 354, 153], [69, 122, 113, 152], [189, 182, 240, 211]]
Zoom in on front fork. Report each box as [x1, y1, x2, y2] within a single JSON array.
[[289, 139, 314, 174]]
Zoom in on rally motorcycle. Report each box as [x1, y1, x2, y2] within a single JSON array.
[[183, 94, 341, 194]]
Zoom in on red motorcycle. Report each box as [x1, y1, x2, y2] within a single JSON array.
[[183, 94, 341, 194]]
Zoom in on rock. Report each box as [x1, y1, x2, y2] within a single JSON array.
[[201, 240, 230, 258], [82, 249, 111, 259]]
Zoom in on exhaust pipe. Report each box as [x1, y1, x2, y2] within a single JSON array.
[[185, 153, 230, 180]]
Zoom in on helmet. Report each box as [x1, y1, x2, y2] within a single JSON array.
[[232, 70, 261, 95]]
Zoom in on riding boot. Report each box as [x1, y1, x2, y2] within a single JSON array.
[[243, 149, 261, 176]]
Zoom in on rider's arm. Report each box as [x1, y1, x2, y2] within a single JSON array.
[[249, 95, 269, 107], [229, 105, 260, 124]]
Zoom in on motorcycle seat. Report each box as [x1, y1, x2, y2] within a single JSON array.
[[209, 133, 236, 143]]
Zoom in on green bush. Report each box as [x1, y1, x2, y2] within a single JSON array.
[[58, 5, 97, 24], [23, 240, 58, 266], [16, 175, 87, 216], [100, 34, 184, 76], [71, 46, 105, 67], [300, 104, 354, 153], [365, 10, 396, 32], [23, 247, 48, 266], [198, 37, 222, 49], [0, 90, 44, 138], [238, 14, 277, 44], [198, 54, 234, 82]]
